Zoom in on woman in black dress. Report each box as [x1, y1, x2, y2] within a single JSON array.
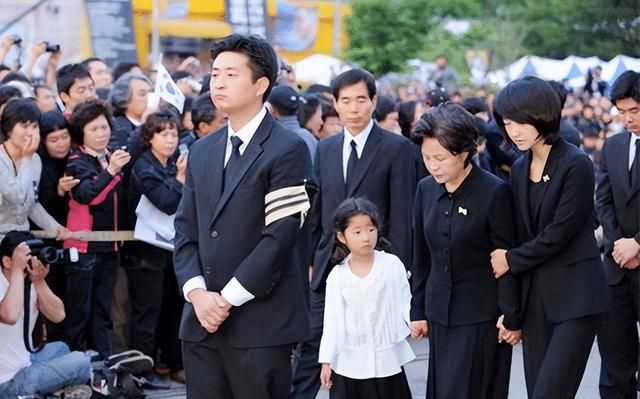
[[410, 103, 522, 399], [490, 76, 606, 398]]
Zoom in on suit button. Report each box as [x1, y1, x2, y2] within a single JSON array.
[[205, 268, 211, 275], [210, 231, 218, 238]]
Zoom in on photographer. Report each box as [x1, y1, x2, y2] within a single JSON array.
[[0, 35, 20, 69], [0, 230, 91, 398]]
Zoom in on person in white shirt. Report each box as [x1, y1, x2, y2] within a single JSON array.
[[318, 198, 415, 398], [0, 230, 91, 397]]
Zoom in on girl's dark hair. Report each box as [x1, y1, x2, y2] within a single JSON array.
[[493, 76, 561, 145], [398, 100, 418, 138], [330, 197, 393, 265], [39, 110, 67, 138], [0, 85, 22, 109], [297, 94, 322, 129], [373, 95, 397, 123], [1, 98, 40, 140], [68, 99, 113, 146], [411, 103, 479, 167], [139, 109, 180, 150]]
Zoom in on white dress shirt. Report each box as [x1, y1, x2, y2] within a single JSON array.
[[182, 107, 267, 307], [342, 120, 374, 181], [318, 250, 415, 379], [629, 132, 640, 170]]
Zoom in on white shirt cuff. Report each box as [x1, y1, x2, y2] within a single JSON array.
[[221, 277, 255, 307], [182, 276, 207, 303]]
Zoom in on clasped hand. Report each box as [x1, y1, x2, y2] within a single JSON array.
[[612, 238, 640, 269], [496, 315, 522, 346], [189, 289, 232, 333]]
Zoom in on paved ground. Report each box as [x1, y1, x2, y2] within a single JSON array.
[[147, 337, 608, 399]]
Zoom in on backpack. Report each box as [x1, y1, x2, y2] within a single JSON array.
[[91, 350, 154, 399]]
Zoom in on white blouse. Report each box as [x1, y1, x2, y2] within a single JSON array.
[[318, 250, 415, 379]]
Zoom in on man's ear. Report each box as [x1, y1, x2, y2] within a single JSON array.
[[255, 76, 270, 99], [59, 92, 70, 107]]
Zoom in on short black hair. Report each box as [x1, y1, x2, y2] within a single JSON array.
[[112, 62, 140, 83], [68, 99, 113, 145], [493, 76, 561, 145], [210, 34, 278, 102], [0, 230, 34, 264], [398, 100, 418, 137], [373, 95, 397, 122], [547, 80, 568, 107], [191, 93, 217, 129], [81, 57, 105, 68], [321, 100, 339, 121], [305, 84, 331, 96], [139, 109, 180, 150], [1, 98, 40, 140], [0, 72, 31, 85], [56, 64, 92, 95], [412, 103, 479, 167], [610, 71, 640, 106], [39, 110, 67, 138], [297, 94, 322, 129], [331, 69, 376, 100], [460, 97, 488, 116], [0, 85, 21, 108]]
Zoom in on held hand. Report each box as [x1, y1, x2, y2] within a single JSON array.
[[47, 50, 61, 69], [1, 35, 13, 52], [613, 238, 640, 266], [320, 363, 332, 389], [497, 315, 522, 346], [106, 150, 131, 175], [176, 153, 187, 184], [621, 256, 640, 270], [57, 175, 80, 196], [491, 249, 509, 279], [27, 257, 49, 283], [410, 320, 428, 339], [19, 132, 40, 159], [189, 289, 231, 333], [11, 243, 32, 273], [30, 42, 47, 59], [56, 226, 71, 240]]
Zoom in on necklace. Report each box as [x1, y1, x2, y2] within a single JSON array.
[[1, 143, 19, 176]]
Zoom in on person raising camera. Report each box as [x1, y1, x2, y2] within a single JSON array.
[[0, 230, 91, 398]]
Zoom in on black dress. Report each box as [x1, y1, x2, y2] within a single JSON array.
[[411, 165, 521, 399]]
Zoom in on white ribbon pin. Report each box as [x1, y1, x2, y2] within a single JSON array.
[[542, 174, 550, 182], [458, 206, 467, 216]]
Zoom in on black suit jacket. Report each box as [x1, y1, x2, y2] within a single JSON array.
[[506, 139, 606, 323], [310, 124, 417, 291], [596, 132, 640, 285], [173, 112, 312, 347]]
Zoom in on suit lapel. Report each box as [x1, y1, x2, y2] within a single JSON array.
[[209, 113, 271, 227], [347, 126, 383, 197], [326, 134, 347, 202]]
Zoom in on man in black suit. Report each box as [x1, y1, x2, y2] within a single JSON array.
[[173, 34, 312, 399], [289, 69, 418, 399], [596, 70, 640, 399]]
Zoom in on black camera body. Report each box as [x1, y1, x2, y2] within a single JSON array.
[[10, 34, 22, 45], [24, 239, 78, 265], [43, 42, 60, 53]]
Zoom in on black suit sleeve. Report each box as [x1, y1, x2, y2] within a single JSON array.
[[173, 156, 203, 290], [489, 184, 522, 330], [506, 154, 596, 275], [410, 183, 430, 321], [135, 164, 183, 215], [233, 140, 312, 299], [595, 139, 624, 254], [389, 140, 418, 267]]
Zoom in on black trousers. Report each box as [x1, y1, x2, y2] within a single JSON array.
[[427, 320, 512, 399], [597, 270, 640, 399], [330, 369, 412, 399], [522, 287, 600, 399], [183, 331, 292, 399], [289, 288, 325, 399]]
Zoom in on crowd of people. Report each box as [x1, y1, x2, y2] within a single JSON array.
[[0, 32, 638, 399]]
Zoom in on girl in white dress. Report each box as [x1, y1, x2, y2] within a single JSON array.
[[319, 197, 415, 398]]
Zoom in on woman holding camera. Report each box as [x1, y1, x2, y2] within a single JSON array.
[[126, 109, 186, 380], [63, 99, 130, 359], [0, 99, 65, 241]]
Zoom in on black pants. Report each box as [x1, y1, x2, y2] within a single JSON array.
[[63, 252, 118, 359], [290, 289, 325, 399], [597, 270, 640, 399], [183, 331, 292, 399], [523, 288, 600, 399], [330, 369, 412, 399], [156, 262, 183, 370], [125, 250, 167, 358]]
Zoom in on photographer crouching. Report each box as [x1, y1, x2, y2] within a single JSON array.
[[0, 230, 91, 398]]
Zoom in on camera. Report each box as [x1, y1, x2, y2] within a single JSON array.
[[24, 239, 78, 265], [10, 34, 22, 45], [43, 41, 60, 53]]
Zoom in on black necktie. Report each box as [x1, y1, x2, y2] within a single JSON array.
[[346, 140, 358, 192], [631, 139, 640, 188], [224, 135, 243, 192]]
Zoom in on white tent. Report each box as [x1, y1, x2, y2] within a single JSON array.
[[294, 54, 353, 86]]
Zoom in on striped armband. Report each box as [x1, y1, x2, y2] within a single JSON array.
[[264, 183, 310, 227]]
